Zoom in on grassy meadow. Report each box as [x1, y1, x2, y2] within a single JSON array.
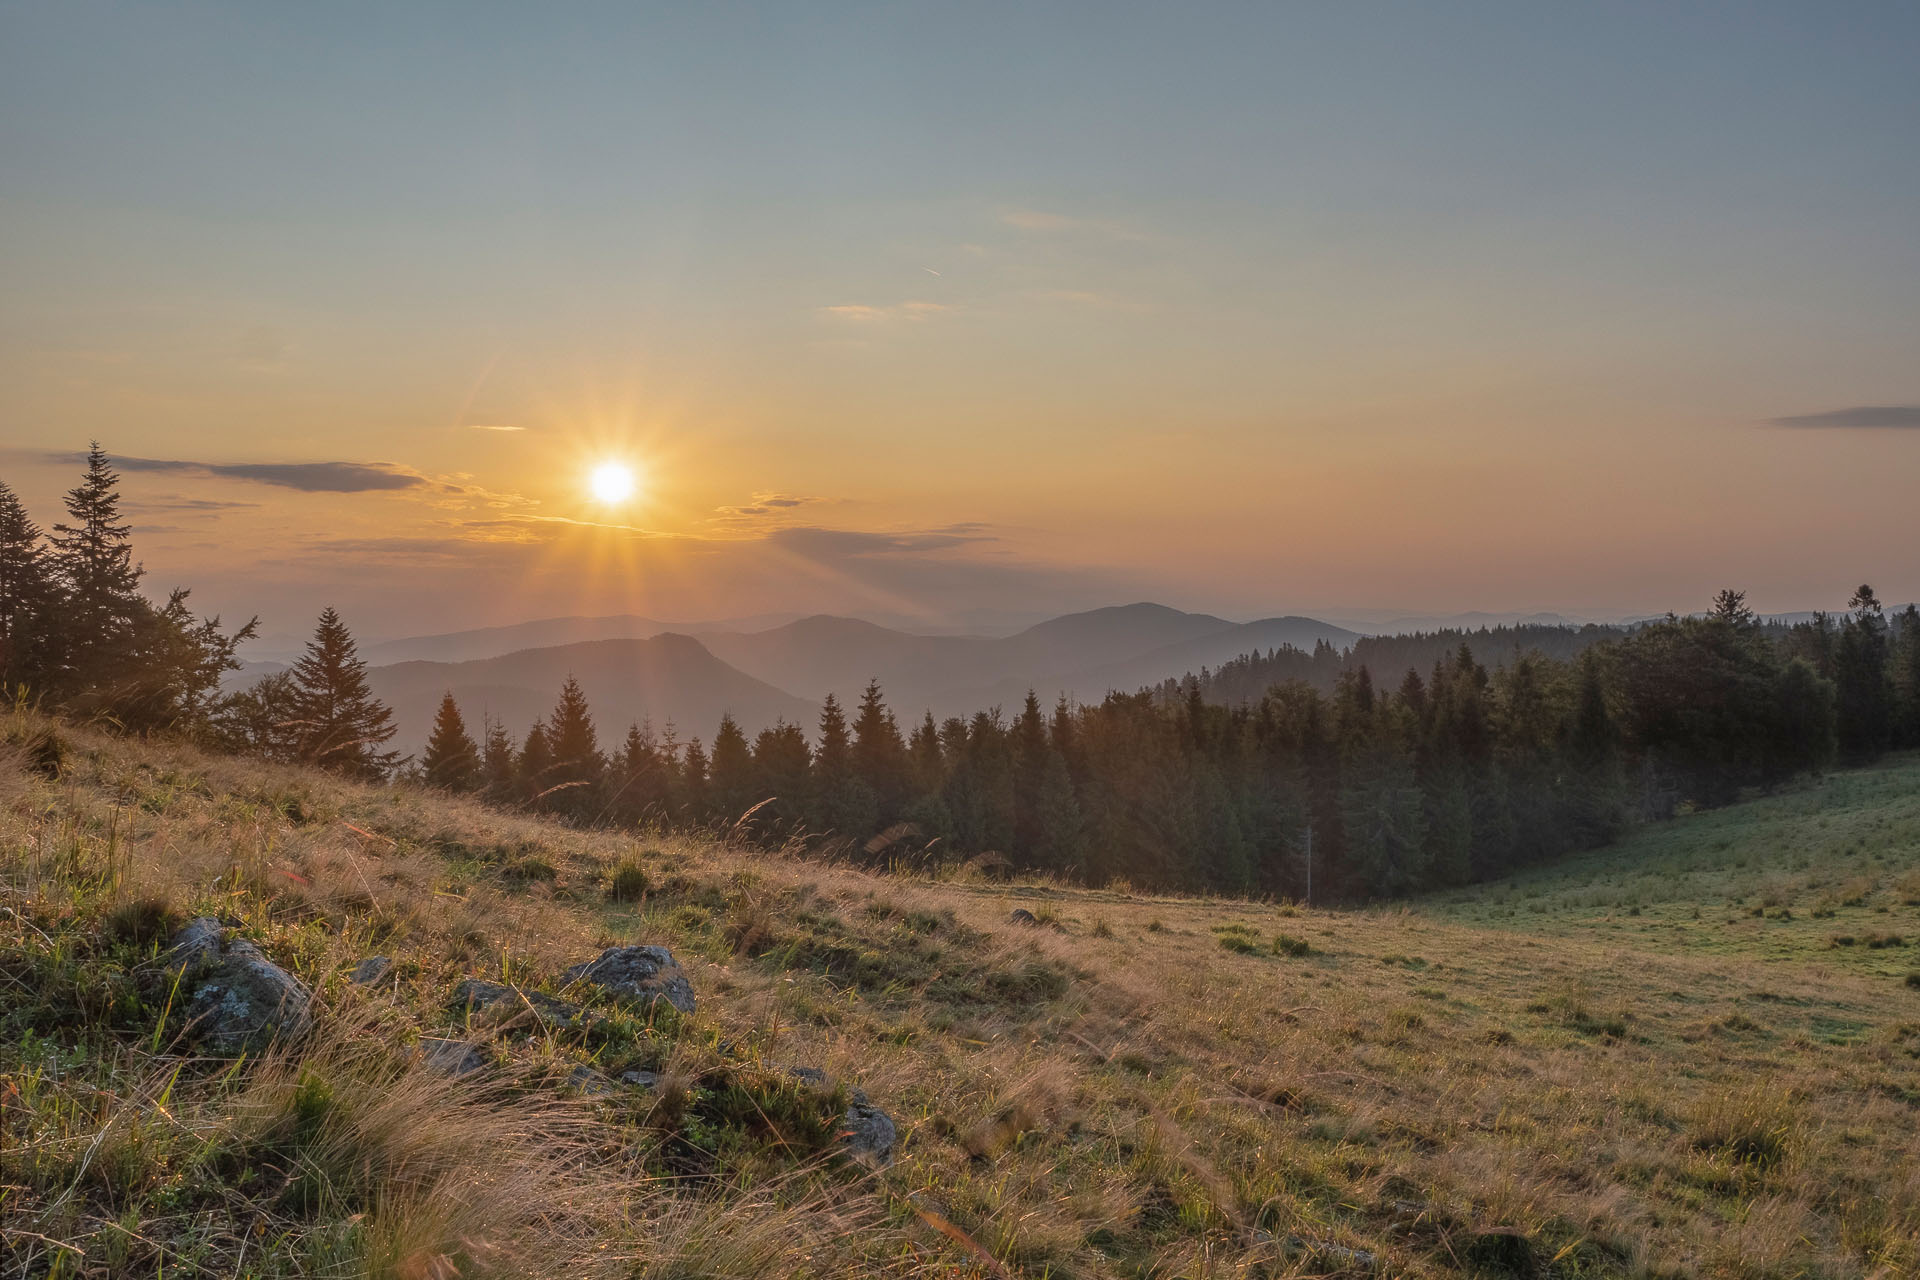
[[3, 713, 1917, 1279]]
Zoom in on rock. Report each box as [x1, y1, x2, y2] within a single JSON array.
[[1008, 908, 1039, 926], [619, 1069, 661, 1089], [567, 1065, 615, 1096], [419, 1037, 487, 1076], [562, 945, 695, 1014], [164, 916, 228, 972], [841, 1100, 897, 1166], [165, 919, 312, 1055], [454, 979, 586, 1025], [787, 1066, 829, 1086], [349, 956, 393, 985], [1266, 1235, 1377, 1273]]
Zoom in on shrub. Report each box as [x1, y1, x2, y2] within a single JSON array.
[[1271, 932, 1311, 958], [1218, 933, 1262, 956], [607, 860, 650, 903], [1690, 1086, 1798, 1170], [1905, 971, 1920, 990]]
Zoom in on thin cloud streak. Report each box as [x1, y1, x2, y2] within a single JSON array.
[[1770, 406, 1920, 429], [48, 453, 436, 493]]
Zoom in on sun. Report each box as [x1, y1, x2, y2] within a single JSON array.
[[588, 460, 638, 504]]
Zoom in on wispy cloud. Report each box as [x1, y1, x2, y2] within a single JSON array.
[[714, 493, 825, 521], [765, 524, 996, 556], [124, 496, 262, 512], [464, 423, 525, 432], [817, 300, 952, 323], [999, 209, 1145, 241], [1770, 405, 1920, 429], [51, 453, 439, 493]]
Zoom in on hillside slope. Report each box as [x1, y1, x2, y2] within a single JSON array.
[[4, 719, 1917, 1278]]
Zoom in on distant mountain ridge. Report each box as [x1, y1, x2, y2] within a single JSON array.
[[351, 603, 1361, 753], [364, 634, 816, 756]]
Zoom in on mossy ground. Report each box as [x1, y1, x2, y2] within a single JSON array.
[[4, 714, 1917, 1278]]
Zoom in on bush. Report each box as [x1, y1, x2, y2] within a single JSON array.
[[607, 860, 650, 903], [1905, 971, 1920, 990], [1271, 933, 1311, 957], [1690, 1086, 1798, 1170], [1218, 933, 1262, 956]]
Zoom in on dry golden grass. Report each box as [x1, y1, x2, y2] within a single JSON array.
[[4, 712, 1918, 1278]]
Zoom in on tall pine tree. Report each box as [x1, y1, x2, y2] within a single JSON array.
[[422, 692, 481, 791], [289, 607, 399, 779], [48, 444, 145, 698], [0, 480, 58, 692]]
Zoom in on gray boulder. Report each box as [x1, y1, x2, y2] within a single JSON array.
[[562, 945, 695, 1014], [620, 1069, 661, 1089], [419, 1037, 487, 1076], [165, 916, 228, 971], [841, 1099, 897, 1166], [349, 956, 393, 985], [566, 1065, 616, 1096], [165, 919, 312, 1055], [454, 978, 586, 1025]]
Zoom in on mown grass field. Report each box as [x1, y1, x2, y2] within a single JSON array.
[[3, 715, 1917, 1279]]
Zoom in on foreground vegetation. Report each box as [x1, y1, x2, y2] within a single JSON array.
[[5, 713, 1917, 1278]]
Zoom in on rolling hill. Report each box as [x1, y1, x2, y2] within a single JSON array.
[[8, 715, 1916, 1277]]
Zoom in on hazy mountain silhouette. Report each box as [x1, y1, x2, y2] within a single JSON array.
[[359, 612, 804, 666], [350, 603, 1365, 745], [366, 634, 816, 756], [696, 604, 1359, 719]]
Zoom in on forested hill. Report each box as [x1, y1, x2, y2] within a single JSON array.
[[1171, 623, 1627, 707]]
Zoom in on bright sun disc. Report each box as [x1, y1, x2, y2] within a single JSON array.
[[588, 461, 637, 504]]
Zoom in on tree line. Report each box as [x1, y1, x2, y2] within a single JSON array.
[[5, 451, 1918, 900]]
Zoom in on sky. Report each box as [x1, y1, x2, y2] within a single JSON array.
[[2, 1, 1917, 643]]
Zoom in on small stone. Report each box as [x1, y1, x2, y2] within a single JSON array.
[[1008, 908, 1039, 926], [787, 1066, 829, 1086], [349, 956, 393, 985], [562, 945, 695, 1014], [1277, 1236, 1377, 1272], [164, 920, 312, 1055], [419, 1037, 487, 1076], [841, 1100, 897, 1166], [454, 979, 585, 1025], [567, 1065, 615, 1096], [619, 1069, 661, 1089]]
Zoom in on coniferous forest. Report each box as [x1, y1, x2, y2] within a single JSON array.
[[6, 450, 1918, 901]]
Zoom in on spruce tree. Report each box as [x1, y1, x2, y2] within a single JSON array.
[[288, 607, 399, 779], [48, 444, 145, 695], [708, 712, 757, 823], [481, 714, 517, 796], [422, 692, 481, 791], [517, 721, 553, 801], [0, 480, 58, 691], [544, 674, 604, 820], [851, 680, 908, 821], [1834, 585, 1891, 762]]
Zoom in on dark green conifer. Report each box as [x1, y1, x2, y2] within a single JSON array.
[[288, 607, 398, 779]]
